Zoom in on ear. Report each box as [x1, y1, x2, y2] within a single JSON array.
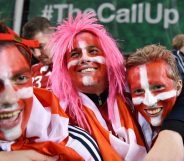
[[176, 80, 183, 96]]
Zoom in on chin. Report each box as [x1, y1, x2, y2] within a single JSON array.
[[3, 122, 22, 141], [150, 119, 162, 127]]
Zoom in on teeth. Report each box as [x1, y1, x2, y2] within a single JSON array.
[[146, 108, 162, 115], [81, 68, 96, 73], [0, 110, 21, 120]]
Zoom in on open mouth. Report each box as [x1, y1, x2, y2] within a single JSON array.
[[0, 110, 22, 128], [144, 107, 162, 116], [79, 67, 97, 73], [0, 110, 22, 120]]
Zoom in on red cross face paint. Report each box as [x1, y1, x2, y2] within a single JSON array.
[[127, 60, 179, 127], [66, 32, 108, 95], [0, 45, 33, 141]]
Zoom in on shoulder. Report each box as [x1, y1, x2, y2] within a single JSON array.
[[31, 63, 43, 69], [68, 125, 102, 161]]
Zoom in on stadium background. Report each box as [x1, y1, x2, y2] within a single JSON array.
[[1, 0, 183, 54]]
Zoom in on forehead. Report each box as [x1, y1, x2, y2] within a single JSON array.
[[73, 32, 100, 47], [128, 60, 172, 86], [33, 31, 50, 43], [0, 45, 30, 72]]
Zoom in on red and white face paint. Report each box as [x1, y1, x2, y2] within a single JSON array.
[[127, 60, 179, 127], [66, 32, 108, 95], [0, 45, 33, 141]]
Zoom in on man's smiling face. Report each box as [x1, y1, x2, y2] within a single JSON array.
[[0, 45, 33, 141], [128, 60, 179, 127], [66, 32, 108, 95]]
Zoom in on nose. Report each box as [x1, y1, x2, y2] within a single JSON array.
[[33, 48, 42, 57], [80, 51, 90, 64], [143, 90, 157, 107], [0, 81, 18, 109]]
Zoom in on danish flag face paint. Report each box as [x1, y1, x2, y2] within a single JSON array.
[[0, 45, 33, 141], [128, 60, 177, 127], [66, 32, 108, 95]]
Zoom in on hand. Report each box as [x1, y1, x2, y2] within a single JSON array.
[[0, 150, 57, 161], [143, 130, 184, 161]]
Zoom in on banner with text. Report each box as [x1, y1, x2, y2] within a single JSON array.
[[28, 0, 184, 53], [0, 1, 15, 27]]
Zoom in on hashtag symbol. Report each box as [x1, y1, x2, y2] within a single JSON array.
[[41, 5, 53, 20]]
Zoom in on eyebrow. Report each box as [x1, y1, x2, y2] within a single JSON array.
[[11, 67, 31, 76], [71, 45, 98, 51]]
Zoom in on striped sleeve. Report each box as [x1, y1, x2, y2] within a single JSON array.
[[67, 125, 102, 161], [175, 50, 184, 72]]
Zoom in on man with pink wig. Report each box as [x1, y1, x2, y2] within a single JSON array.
[[49, 12, 147, 161]]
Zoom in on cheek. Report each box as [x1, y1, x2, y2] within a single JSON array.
[[95, 63, 107, 77], [135, 104, 146, 114], [21, 97, 33, 131], [16, 86, 33, 131], [135, 104, 151, 121], [67, 59, 79, 69], [68, 66, 79, 79], [161, 97, 176, 117]]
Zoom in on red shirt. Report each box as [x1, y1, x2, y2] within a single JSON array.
[[31, 63, 52, 89]]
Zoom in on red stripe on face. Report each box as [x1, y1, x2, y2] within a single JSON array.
[[0, 45, 33, 141], [128, 60, 177, 126], [66, 32, 108, 95]]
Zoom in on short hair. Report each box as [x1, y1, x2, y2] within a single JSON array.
[[22, 17, 52, 39], [172, 34, 184, 50], [126, 44, 181, 83]]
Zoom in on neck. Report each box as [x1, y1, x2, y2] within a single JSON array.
[[84, 89, 108, 106]]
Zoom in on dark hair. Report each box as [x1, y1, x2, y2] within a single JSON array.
[[22, 17, 52, 39]]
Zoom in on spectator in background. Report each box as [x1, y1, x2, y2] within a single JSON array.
[[0, 22, 102, 161], [172, 34, 184, 83], [22, 17, 54, 89], [49, 11, 147, 161]]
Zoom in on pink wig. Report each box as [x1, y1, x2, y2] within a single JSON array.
[[49, 12, 126, 132]]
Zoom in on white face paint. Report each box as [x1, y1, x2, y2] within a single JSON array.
[[132, 65, 176, 106], [0, 45, 33, 141], [132, 90, 177, 105], [67, 55, 105, 69], [128, 62, 178, 127], [1, 115, 22, 141], [16, 87, 33, 99], [82, 76, 94, 86], [66, 32, 108, 95], [150, 114, 162, 127]]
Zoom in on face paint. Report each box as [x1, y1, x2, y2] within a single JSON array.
[[0, 45, 33, 141], [127, 60, 178, 127], [66, 32, 108, 95]]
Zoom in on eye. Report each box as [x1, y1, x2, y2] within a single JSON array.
[[70, 51, 80, 58], [89, 48, 99, 55], [133, 88, 145, 95], [151, 84, 165, 91], [13, 75, 30, 84]]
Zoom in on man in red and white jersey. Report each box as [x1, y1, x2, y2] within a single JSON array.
[[22, 17, 53, 89]]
